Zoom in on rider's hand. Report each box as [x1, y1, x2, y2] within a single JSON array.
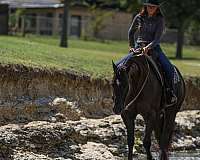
[[129, 48, 135, 53], [143, 46, 149, 55]]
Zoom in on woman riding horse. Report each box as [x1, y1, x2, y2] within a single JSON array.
[[112, 1, 186, 159], [117, 0, 177, 106]]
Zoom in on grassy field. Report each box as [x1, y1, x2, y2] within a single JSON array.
[[0, 35, 199, 79]]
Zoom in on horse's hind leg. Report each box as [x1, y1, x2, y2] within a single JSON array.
[[160, 108, 178, 160], [143, 113, 156, 160], [121, 110, 136, 160]]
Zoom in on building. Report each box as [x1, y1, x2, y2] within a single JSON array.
[[0, 0, 177, 42], [0, 0, 133, 40]]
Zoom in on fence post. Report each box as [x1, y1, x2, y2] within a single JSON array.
[[36, 15, 40, 35], [21, 15, 26, 37]]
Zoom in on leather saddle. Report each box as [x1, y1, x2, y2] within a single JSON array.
[[132, 45, 180, 106]]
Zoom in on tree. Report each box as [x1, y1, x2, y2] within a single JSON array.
[[117, 0, 142, 13], [60, 0, 70, 48], [187, 10, 200, 45], [160, 0, 200, 59], [84, 0, 142, 13], [187, 20, 200, 45], [9, 9, 27, 36], [89, 5, 113, 39]]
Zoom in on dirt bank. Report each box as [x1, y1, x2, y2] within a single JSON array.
[[0, 64, 199, 159], [0, 64, 199, 121]]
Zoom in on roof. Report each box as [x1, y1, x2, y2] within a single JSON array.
[[0, 0, 117, 9], [0, 0, 64, 8]]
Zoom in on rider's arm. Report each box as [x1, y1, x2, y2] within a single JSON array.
[[128, 14, 140, 48], [146, 17, 165, 49]]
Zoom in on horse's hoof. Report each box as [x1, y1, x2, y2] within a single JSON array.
[[147, 156, 155, 160]]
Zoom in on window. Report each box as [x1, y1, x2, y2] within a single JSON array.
[[70, 15, 81, 37], [39, 13, 53, 35]]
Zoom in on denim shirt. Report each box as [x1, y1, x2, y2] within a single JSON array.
[[128, 14, 165, 49]]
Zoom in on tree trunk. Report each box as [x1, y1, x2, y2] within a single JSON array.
[[176, 25, 185, 59], [21, 16, 26, 37], [60, 0, 69, 48], [0, 4, 9, 35]]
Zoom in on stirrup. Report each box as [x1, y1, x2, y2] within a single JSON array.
[[166, 92, 177, 107], [171, 95, 177, 104]]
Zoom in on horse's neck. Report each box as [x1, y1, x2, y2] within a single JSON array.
[[129, 61, 147, 96]]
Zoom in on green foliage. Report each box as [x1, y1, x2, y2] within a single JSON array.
[[87, 5, 114, 39], [159, 0, 200, 58], [9, 9, 27, 29], [187, 10, 200, 45], [187, 21, 200, 45], [161, 0, 200, 28], [118, 0, 142, 12], [84, 0, 142, 13], [9, 13, 17, 28], [15, 8, 27, 16]]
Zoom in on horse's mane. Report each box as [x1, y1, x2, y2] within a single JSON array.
[[118, 54, 149, 76], [119, 55, 150, 99]]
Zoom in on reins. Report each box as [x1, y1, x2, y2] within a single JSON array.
[[124, 54, 150, 110]]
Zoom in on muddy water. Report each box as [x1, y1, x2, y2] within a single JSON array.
[[168, 152, 200, 159], [135, 151, 200, 160]]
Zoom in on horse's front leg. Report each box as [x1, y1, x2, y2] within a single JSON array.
[[121, 110, 136, 160], [143, 116, 155, 160], [159, 108, 177, 160], [160, 149, 169, 160]]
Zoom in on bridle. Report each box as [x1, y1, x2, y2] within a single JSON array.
[[124, 53, 150, 110]]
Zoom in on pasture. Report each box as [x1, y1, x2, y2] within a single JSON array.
[[0, 35, 199, 79]]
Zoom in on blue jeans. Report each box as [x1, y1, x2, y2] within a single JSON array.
[[116, 53, 133, 67], [154, 45, 174, 81], [116, 43, 139, 66], [116, 45, 174, 82]]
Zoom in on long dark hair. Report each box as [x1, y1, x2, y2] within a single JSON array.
[[139, 6, 163, 17]]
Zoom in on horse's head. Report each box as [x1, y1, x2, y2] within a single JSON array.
[[112, 61, 129, 114], [112, 55, 144, 114]]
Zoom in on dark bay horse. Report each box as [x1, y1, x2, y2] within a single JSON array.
[[112, 54, 185, 160]]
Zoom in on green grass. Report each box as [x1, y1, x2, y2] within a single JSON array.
[[0, 35, 199, 79]]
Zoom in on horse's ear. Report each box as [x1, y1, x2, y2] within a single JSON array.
[[112, 60, 117, 73]]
